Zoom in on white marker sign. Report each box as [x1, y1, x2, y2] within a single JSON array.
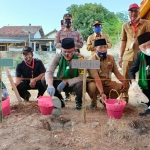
[[72, 59, 100, 69]]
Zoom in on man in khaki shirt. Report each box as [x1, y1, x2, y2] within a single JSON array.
[[119, 3, 150, 99], [87, 20, 112, 55], [54, 13, 83, 53], [87, 39, 128, 108]]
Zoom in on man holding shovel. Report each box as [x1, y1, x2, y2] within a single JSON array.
[[43, 38, 84, 110]]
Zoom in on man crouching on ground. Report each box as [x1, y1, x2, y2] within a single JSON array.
[[42, 38, 84, 110], [15, 46, 46, 101], [87, 39, 129, 108]]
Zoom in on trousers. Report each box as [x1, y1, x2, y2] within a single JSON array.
[[122, 60, 133, 98], [41, 77, 83, 105], [87, 80, 128, 106], [17, 80, 46, 99]]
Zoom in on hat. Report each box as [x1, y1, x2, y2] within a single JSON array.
[[138, 32, 150, 45], [61, 38, 75, 49], [22, 46, 33, 53], [93, 20, 102, 26], [94, 39, 107, 47], [63, 13, 72, 19], [128, 3, 139, 11]]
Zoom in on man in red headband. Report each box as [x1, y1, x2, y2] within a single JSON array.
[[118, 3, 150, 102]]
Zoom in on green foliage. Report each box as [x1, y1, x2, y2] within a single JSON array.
[[13, 57, 22, 69], [116, 11, 129, 23], [66, 3, 128, 45]]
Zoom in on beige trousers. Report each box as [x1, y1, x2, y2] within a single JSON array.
[[87, 80, 128, 106], [122, 60, 133, 98]]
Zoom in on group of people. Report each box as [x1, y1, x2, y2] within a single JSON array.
[[8, 3, 150, 116]]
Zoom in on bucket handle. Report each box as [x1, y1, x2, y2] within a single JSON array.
[[109, 89, 123, 104]]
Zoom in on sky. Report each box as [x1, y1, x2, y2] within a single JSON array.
[[0, 0, 142, 34]]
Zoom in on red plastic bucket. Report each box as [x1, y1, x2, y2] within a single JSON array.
[[38, 96, 54, 115], [2, 96, 11, 116], [105, 89, 126, 119]]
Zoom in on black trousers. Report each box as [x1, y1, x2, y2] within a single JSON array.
[[17, 80, 46, 99], [142, 89, 150, 106], [142, 80, 150, 106], [41, 77, 83, 104]]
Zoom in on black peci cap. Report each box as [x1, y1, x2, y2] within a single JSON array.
[[94, 39, 107, 47], [138, 32, 150, 45], [61, 38, 75, 49]]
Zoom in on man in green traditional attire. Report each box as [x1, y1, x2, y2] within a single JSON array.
[[129, 32, 150, 116], [42, 38, 84, 110]]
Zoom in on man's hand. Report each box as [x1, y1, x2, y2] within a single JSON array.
[[47, 86, 55, 96], [118, 58, 123, 68], [101, 93, 107, 103], [29, 78, 36, 88], [57, 81, 66, 93], [120, 81, 127, 92], [132, 82, 141, 92]]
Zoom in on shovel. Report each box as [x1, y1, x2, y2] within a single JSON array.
[[51, 96, 61, 117]]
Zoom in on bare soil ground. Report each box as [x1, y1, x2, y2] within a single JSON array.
[[1, 46, 150, 150], [1, 77, 150, 150]]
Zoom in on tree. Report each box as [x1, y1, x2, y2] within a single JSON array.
[[66, 3, 128, 45]]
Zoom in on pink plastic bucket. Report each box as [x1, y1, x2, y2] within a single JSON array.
[[2, 97, 11, 116], [105, 99, 126, 119], [38, 96, 54, 115], [105, 89, 126, 119]]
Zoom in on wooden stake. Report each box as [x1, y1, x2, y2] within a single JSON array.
[[4, 67, 22, 103], [0, 52, 22, 103], [82, 68, 87, 123]]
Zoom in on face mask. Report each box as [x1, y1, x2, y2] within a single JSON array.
[[142, 48, 150, 56], [93, 26, 102, 33], [62, 53, 68, 57], [97, 51, 107, 58], [65, 19, 71, 28], [62, 53, 73, 60], [131, 17, 139, 23]]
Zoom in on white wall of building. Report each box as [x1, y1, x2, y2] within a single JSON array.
[[46, 32, 57, 38], [34, 30, 42, 38], [9, 47, 23, 51]]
